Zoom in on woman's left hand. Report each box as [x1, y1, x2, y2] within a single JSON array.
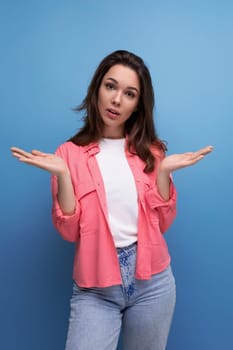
[[159, 145, 213, 174]]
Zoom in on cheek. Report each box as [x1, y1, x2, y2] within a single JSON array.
[[98, 88, 108, 107], [127, 101, 138, 114]]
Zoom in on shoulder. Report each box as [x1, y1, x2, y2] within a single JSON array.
[[150, 144, 166, 160], [54, 142, 90, 173], [55, 141, 79, 153], [55, 141, 86, 160]]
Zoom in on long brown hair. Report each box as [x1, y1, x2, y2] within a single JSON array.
[[69, 50, 166, 172]]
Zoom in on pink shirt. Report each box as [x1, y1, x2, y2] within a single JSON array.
[[51, 141, 177, 287]]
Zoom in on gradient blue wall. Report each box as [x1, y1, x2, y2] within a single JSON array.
[[1, 1, 233, 349]]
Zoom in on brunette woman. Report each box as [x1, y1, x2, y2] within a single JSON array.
[[11, 50, 213, 350]]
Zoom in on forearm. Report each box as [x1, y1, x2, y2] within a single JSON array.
[[156, 168, 171, 201], [57, 170, 76, 215]]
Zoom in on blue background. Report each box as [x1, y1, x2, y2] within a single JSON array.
[[1, 0, 233, 349]]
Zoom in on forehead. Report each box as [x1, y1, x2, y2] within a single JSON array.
[[103, 64, 140, 88]]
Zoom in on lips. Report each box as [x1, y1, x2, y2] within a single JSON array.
[[106, 108, 120, 118]]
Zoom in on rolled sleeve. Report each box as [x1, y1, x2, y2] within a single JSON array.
[[51, 175, 80, 242], [146, 177, 177, 233]]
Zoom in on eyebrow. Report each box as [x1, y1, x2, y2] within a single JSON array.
[[106, 77, 139, 93]]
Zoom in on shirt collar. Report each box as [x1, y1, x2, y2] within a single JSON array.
[[83, 135, 135, 157], [83, 142, 100, 156]]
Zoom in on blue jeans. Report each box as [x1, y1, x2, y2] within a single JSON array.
[[65, 243, 176, 350]]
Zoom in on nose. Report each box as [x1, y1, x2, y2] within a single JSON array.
[[111, 91, 121, 106]]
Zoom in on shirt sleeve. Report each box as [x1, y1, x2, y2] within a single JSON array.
[[146, 146, 177, 233], [51, 144, 81, 242], [146, 176, 177, 233]]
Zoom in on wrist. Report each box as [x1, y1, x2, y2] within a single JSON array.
[[56, 167, 71, 179]]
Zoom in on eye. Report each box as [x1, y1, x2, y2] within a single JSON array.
[[105, 82, 115, 90], [125, 90, 136, 98]]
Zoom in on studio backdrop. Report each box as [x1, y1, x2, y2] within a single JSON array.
[[1, 1, 233, 349]]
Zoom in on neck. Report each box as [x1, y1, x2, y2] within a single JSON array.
[[102, 126, 124, 139], [103, 136, 125, 140]]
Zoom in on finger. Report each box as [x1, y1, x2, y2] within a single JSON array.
[[15, 156, 50, 170], [10, 147, 34, 159], [20, 157, 57, 174], [11, 151, 30, 160], [10, 146, 24, 152], [196, 146, 213, 157], [191, 155, 205, 163], [188, 146, 213, 161], [11, 151, 23, 159], [31, 150, 49, 156]]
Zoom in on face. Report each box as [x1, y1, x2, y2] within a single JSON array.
[[98, 64, 140, 138]]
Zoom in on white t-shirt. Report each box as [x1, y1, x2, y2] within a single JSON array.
[[96, 138, 138, 247]]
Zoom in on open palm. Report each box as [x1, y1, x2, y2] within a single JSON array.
[[160, 146, 213, 173], [11, 147, 68, 176]]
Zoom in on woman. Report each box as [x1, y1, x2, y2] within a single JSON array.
[[11, 50, 213, 350]]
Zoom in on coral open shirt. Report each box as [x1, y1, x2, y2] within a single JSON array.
[[51, 141, 177, 288]]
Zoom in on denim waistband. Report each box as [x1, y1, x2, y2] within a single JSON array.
[[116, 241, 137, 254]]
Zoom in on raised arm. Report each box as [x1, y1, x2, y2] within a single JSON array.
[[156, 145, 213, 200], [10, 147, 76, 215]]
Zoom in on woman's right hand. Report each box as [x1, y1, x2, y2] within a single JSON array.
[[10, 147, 69, 177]]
